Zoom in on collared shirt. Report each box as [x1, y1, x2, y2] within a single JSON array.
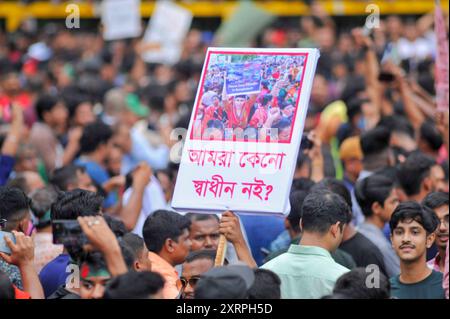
[[427, 253, 443, 273], [261, 244, 349, 299], [33, 232, 64, 274], [148, 252, 180, 299], [358, 222, 400, 277]]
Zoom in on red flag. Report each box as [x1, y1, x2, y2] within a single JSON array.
[[435, 0, 449, 111]]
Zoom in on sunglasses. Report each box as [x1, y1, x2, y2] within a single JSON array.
[[179, 276, 201, 289]]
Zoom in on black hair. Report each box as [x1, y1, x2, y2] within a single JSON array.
[[420, 120, 443, 151], [65, 94, 92, 119], [79, 121, 113, 154], [35, 94, 62, 121], [301, 190, 352, 234], [345, 97, 364, 122], [103, 215, 127, 238], [332, 268, 390, 299], [287, 190, 308, 233], [377, 116, 415, 139], [50, 165, 85, 191], [360, 126, 391, 157], [122, 233, 146, 259], [185, 213, 219, 223], [374, 166, 400, 185], [248, 269, 281, 299], [29, 186, 59, 229], [119, 241, 137, 270], [291, 177, 315, 192], [142, 210, 191, 253], [185, 249, 217, 264], [355, 174, 395, 218], [423, 192, 449, 210], [50, 189, 103, 220], [0, 271, 15, 300], [397, 152, 436, 196], [341, 75, 366, 104], [312, 178, 352, 208], [0, 186, 31, 224], [103, 271, 165, 299], [389, 201, 440, 235]]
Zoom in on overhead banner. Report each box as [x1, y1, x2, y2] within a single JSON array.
[[172, 48, 320, 216]]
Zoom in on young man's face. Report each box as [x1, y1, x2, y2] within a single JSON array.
[[172, 229, 192, 265], [381, 188, 400, 222], [189, 218, 220, 251], [48, 102, 68, 130], [180, 258, 214, 299], [433, 205, 449, 250], [80, 265, 111, 299], [107, 147, 123, 176], [74, 102, 95, 127], [391, 219, 435, 263], [112, 125, 132, 154]]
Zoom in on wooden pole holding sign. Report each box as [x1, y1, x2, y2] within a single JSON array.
[[214, 234, 228, 267]]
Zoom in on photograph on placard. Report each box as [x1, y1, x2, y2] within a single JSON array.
[[190, 52, 308, 143]]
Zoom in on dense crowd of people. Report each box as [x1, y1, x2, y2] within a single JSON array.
[[0, 2, 449, 299]]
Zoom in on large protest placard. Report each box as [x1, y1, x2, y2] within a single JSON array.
[[172, 48, 320, 216], [101, 0, 142, 41], [142, 1, 193, 65], [435, 0, 449, 112]]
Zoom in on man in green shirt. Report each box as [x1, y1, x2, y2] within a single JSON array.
[[261, 190, 351, 299], [389, 202, 446, 299]]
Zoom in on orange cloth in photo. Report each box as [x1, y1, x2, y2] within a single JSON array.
[[224, 95, 257, 129], [147, 252, 180, 299]]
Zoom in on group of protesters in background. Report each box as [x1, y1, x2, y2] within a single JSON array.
[[0, 2, 449, 299]]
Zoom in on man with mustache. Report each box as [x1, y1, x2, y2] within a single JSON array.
[[389, 202, 445, 299], [423, 192, 449, 273]]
